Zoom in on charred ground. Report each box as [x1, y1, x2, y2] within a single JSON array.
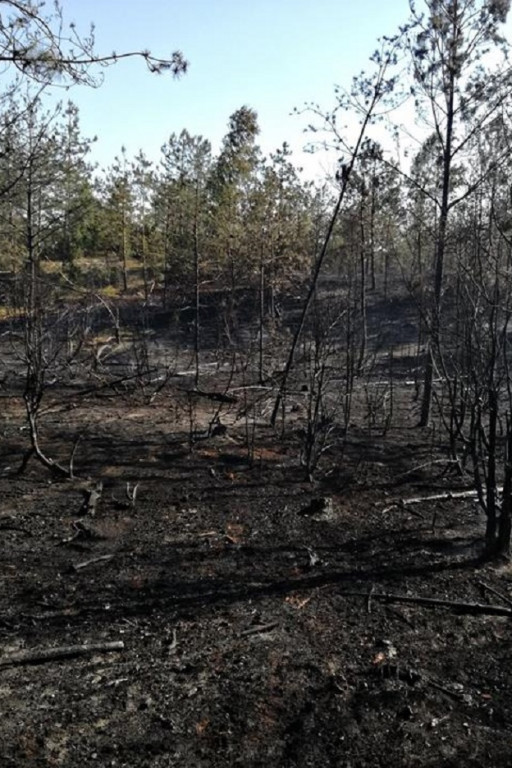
[[1, 284, 512, 767]]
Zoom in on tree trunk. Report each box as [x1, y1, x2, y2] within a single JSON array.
[[418, 15, 457, 427], [259, 257, 265, 384], [358, 200, 367, 371], [193, 186, 201, 387], [495, 422, 512, 557]]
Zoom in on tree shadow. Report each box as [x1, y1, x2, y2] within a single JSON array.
[[58, 544, 485, 629]]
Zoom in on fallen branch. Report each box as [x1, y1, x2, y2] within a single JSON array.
[[381, 500, 425, 519], [394, 459, 460, 481], [476, 580, 512, 609], [375, 662, 464, 700], [382, 488, 483, 515], [240, 621, 279, 637], [72, 554, 114, 572], [75, 369, 159, 398], [427, 679, 464, 700], [339, 591, 512, 617], [59, 519, 97, 545], [0, 640, 124, 668], [168, 628, 178, 655], [0, 519, 31, 536], [367, 584, 375, 615]]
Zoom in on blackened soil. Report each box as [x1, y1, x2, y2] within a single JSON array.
[[1, 390, 512, 768]]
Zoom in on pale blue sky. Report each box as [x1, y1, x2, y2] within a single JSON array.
[[40, 1, 509, 178]]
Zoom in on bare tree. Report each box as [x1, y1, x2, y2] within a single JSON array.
[[404, 0, 512, 426], [270, 33, 404, 426]]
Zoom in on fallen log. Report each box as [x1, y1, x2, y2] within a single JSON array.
[[0, 640, 124, 668], [382, 488, 482, 515]]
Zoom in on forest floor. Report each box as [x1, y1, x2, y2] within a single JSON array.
[[1, 300, 512, 767]]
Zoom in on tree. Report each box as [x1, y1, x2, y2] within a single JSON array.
[[270, 33, 403, 426], [100, 148, 134, 293], [0, 93, 94, 474], [39, 101, 96, 266], [430, 112, 512, 556], [209, 106, 260, 344], [156, 130, 212, 382], [406, 0, 512, 426], [0, 2, 187, 221], [132, 150, 157, 303], [246, 143, 316, 381], [0, 1, 187, 477]]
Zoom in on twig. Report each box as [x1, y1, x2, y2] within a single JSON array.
[[431, 510, 438, 532], [394, 459, 460, 481], [240, 621, 279, 637], [381, 501, 425, 519], [476, 580, 512, 609], [367, 584, 375, 615], [375, 663, 464, 699], [0, 520, 31, 536], [72, 554, 114, 571], [126, 481, 140, 507], [68, 433, 82, 480], [168, 628, 178, 655], [0, 641, 124, 668], [427, 679, 464, 700], [59, 519, 94, 545]]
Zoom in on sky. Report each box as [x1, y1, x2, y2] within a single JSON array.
[[36, 0, 512, 179]]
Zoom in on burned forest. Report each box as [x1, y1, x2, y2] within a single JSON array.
[[2, 1, 512, 766]]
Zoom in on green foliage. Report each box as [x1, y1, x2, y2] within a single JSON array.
[[0, 94, 95, 279], [156, 129, 212, 287]]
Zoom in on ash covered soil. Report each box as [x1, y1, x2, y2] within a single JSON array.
[[1, 386, 512, 768]]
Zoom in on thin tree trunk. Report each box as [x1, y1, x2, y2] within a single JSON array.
[[121, 203, 129, 293], [419, 17, 457, 426], [269, 96, 381, 426], [369, 176, 376, 291], [267, 33, 403, 427], [193, 189, 200, 388], [495, 417, 512, 557], [484, 388, 498, 547], [358, 200, 367, 371], [259, 257, 265, 384]]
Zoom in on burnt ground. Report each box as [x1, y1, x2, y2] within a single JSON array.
[[1, 291, 512, 767]]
